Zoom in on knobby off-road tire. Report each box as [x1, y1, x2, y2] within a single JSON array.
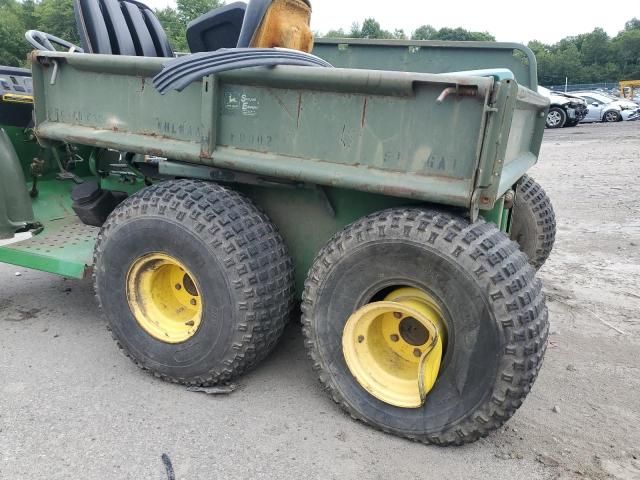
[[302, 208, 548, 446], [94, 179, 295, 385], [510, 175, 557, 270]]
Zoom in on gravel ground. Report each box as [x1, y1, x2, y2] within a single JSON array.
[[1, 121, 639, 480]]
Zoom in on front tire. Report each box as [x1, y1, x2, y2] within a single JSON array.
[[302, 208, 548, 446], [546, 107, 566, 128], [94, 180, 295, 385]]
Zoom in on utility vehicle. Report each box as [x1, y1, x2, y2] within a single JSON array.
[[0, 0, 556, 445]]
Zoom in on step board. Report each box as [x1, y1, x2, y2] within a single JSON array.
[[0, 216, 98, 278]]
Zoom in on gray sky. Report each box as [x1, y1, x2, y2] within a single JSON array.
[[144, 0, 633, 44]]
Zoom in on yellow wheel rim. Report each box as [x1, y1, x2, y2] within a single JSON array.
[[342, 287, 447, 408], [126, 253, 203, 344]]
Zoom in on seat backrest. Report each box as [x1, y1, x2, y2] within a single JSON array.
[[187, 2, 247, 53], [74, 0, 173, 57], [237, 0, 313, 52]]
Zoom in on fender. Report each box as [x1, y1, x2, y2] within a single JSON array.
[[0, 128, 34, 239]]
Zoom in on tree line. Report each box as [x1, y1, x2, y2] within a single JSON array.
[[1, 0, 639, 84]]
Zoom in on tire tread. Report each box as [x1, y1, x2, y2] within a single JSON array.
[[93, 179, 295, 386], [301, 208, 548, 446]]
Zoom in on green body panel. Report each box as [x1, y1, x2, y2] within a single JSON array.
[[0, 177, 417, 285], [0, 216, 98, 278], [30, 50, 547, 213], [236, 185, 421, 291], [313, 39, 538, 90], [0, 174, 497, 287], [0, 128, 35, 238], [0, 179, 97, 277], [0, 40, 548, 280], [2, 125, 41, 171]]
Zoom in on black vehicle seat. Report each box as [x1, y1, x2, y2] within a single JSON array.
[[74, 0, 173, 56], [75, 0, 311, 57], [237, 0, 313, 52], [186, 2, 247, 53]]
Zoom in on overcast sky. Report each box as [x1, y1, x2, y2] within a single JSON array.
[[144, 0, 633, 44]]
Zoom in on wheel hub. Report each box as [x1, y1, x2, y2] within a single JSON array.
[[548, 111, 561, 126], [342, 287, 447, 408], [126, 253, 203, 343]]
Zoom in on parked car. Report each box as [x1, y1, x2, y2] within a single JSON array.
[[572, 91, 640, 122], [538, 86, 588, 128]]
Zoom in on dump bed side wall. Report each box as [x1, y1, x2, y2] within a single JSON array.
[[314, 39, 538, 90], [31, 52, 547, 212], [31, 53, 503, 208]]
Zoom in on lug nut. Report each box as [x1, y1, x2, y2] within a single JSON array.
[[390, 334, 400, 342], [175, 284, 182, 290], [393, 312, 402, 319], [357, 335, 365, 343], [185, 320, 195, 327], [190, 299, 197, 306], [413, 348, 422, 358]]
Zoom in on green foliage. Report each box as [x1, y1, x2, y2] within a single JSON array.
[[0, 0, 30, 66], [324, 28, 347, 38], [156, 0, 223, 52], [328, 21, 494, 42], [35, 0, 79, 44], [529, 18, 640, 84], [0, 0, 638, 86], [0, 0, 223, 64], [414, 26, 495, 41], [343, 18, 407, 40], [1, 0, 79, 66], [412, 25, 437, 41]]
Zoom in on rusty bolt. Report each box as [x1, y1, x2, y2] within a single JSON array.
[[357, 335, 365, 343], [413, 348, 422, 358], [190, 299, 197, 306], [393, 312, 402, 319], [175, 284, 182, 291], [390, 334, 400, 342]]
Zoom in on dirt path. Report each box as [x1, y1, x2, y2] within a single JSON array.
[[516, 121, 640, 479]]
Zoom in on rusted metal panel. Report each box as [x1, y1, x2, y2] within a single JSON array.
[[31, 50, 548, 211]]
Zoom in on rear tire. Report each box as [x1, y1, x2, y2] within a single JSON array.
[[302, 208, 548, 446], [546, 107, 566, 128], [510, 175, 556, 270], [94, 179, 295, 385]]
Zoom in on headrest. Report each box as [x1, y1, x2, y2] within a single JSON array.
[[187, 2, 247, 53]]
